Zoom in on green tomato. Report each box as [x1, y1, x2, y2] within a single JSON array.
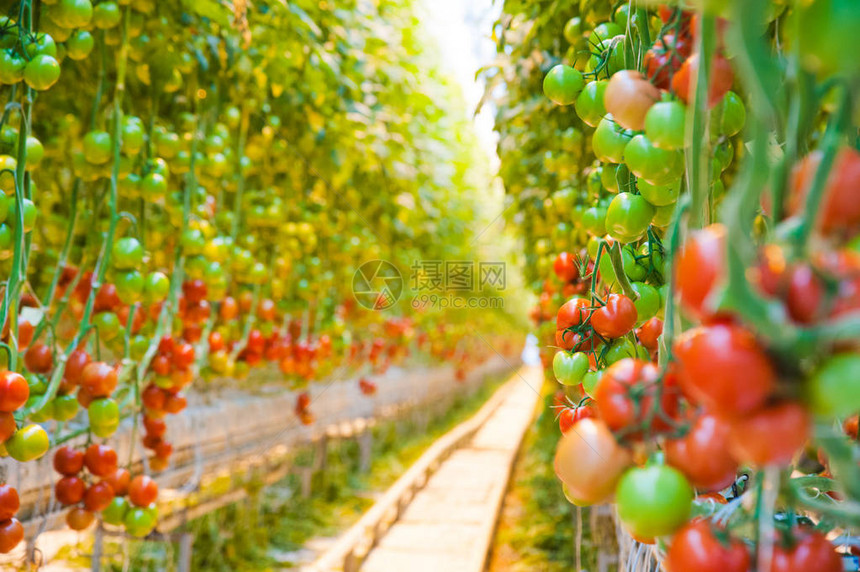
[[66, 30, 94, 60], [644, 101, 686, 151], [614, 4, 629, 29], [575, 80, 607, 127], [52, 394, 79, 421], [93, 1, 121, 29], [807, 354, 860, 418], [563, 17, 582, 44], [0, 50, 26, 85], [88, 397, 119, 427], [122, 117, 145, 154], [543, 64, 584, 106], [711, 91, 745, 137], [624, 135, 685, 186], [638, 178, 680, 207], [581, 206, 607, 236], [23, 137, 44, 170], [26, 374, 47, 395], [92, 420, 119, 439], [604, 338, 647, 365], [102, 497, 130, 526], [83, 131, 113, 165], [651, 204, 675, 228], [593, 116, 633, 164], [129, 335, 149, 361], [24, 34, 57, 58], [582, 370, 603, 398], [93, 311, 122, 341], [553, 351, 590, 386], [605, 192, 654, 242], [616, 465, 693, 538], [588, 22, 622, 51], [143, 271, 170, 303], [124, 506, 157, 537], [140, 172, 167, 199], [26, 396, 54, 423], [630, 282, 661, 323], [112, 237, 144, 270], [5, 424, 50, 462], [9, 198, 38, 233], [798, 0, 860, 77], [23, 55, 61, 91]]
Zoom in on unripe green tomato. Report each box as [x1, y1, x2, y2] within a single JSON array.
[[630, 282, 661, 324], [553, 351, 590, 386], [8, 197, 36, 232], [140, 172, 167, 199], [143, 271, 169, 303], [65, 30, 94, 60], [93, 1, 121, 29], [575, 80, 607, 127], [582, 370, 603, 398], [581, 206, 607, 237], [616, 465, 693, 538], [102, 496, 129, 525], [123, 506, 157, 537], [563, 17, 582, 44], [52, 394, 79, 421], [588, 22, 622, 51], [543, 64, 584, 106], [710, 91, 745, 137], [26, 374, 47, 395], [593, 116, 633, 164], [604, 338, 639, 365], [638, 178, 680, 207], [5, 424, 50, 462], [807, 353, 860, 418], [23, 55, 61, 91], [651, 204, 675, 228], [644, 101, 686, 151], [623, 135, 684, 186], [112, 237, 144, 270], [23, 136, 45, 170], [89, 397, 119, 427], [605, 192, 654, 242], [93, 311, 121, 341], [26, 396, 54, 423], [92, 420, 119, 438], [83, 131, 113, 165]]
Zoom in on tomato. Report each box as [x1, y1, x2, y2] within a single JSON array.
[[553, 418, 631, 505], [581, 205, 607, 236], [104, 468, 131, 496], [23, 54, 61, 91], [674, 323, 775, 416], [65, 507, 95, 531], [770, 530, 842, 572], [582, 370, 603, 398], [665, 413, 737, 491], [563, 17, 582, 44], [83, 481, 115, 512], [93, 1, 121, 29], [623, 134, 685, 186], [0, 371, 29, 412], [588, 22, 622, 51], [128, 475, 158, 507], [553, 252, 579, 282], [124, 505, 158, 537], [710, 91, 745, 137], [80, 361, 118, 398], [0, 518, 23, 553], [102, 496, 130, 526], [575, 80, 608, 127], [556, 297, 590, 331], [66, 30, 94, 60], [603, 70, 660, 131], [808, 353, 860, 418], [55, 476, 86, 505], [112, 237, 144, 270], [558, 405, 594, 433], [591, 294, 637, 339], [630, 282, 660, 323], [0, 485, 19, 521], [84, 444, 118, 477], [595, 358, 679, 436], [644, 101, 687, 151], [664, 519, 750, 572], [676, 224, 725, 320], [788, 147, 860, 236], [88, 397, 119, 427], [6, 424, 49, 461], [729, 401, 810, 467], [592, 116, 633, 164], [615, 464, 693, 538], [785, 264, 825, 324], [0, 412, 14, 442], [605, 192, 654, 242], [64, 349, 91, 385], [24, 343, 53, 374], [603, 337, 647, 365], [0, 51, 26, 85], [543, 64, 584, 106], [672, 54, 734, 107], [636, 317, 663, 351], [552, 350, 589, 386], [172, 342, 195, 369]]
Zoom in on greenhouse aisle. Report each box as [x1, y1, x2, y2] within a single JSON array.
[[355, 367, 541, 572]]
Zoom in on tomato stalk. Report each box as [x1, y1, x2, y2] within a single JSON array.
[[606, 241, 639, 301], [684, 12, 714, 229]]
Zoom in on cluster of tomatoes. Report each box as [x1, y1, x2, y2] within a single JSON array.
[[491, 0, 860, 569], [53, 444, 159, 537]]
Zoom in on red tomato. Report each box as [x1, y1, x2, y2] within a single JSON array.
[[172, 343, 195, 369], [64, 349, 91, 385], [103, 468, 131, 496], [771, 530, 842, 572], [53, 446, 84, 476], [676, 225, 725, 320], [553, 252, 579, 282], [182, 279, 208, 304], [786, 265, 825, 324], [558, 405, 595, 433], [80, 361, 118, 398], [24, 343, 53, 373], [55, 476, 86, 505], [664, 519, 749, 572], [220, 297, 239, 320], [665, 413, 737, 491], [128, 475, 158, 507], [143, 416, 167, 438], [0, 485, 19, 521], [636, 317, 663, 351], [788, 147, 860, 236], [556, 297, 591, 331], [83, 444, 118, 477], [673, 323, 775, 416], [0, 372, 29, 413], [141, 384, 166, 411], [65, 508, 95, 531], [0, 518, 23, 553], [591, 294, 637, 339], [672, 54, 734, 107], [554, 418, 632, 505], [729, 401, 810, 467], [594, 358, 679, 437], [83, 481, 115, 512]]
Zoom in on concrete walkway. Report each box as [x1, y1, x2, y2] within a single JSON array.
[[358, 367, 541, 572]]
